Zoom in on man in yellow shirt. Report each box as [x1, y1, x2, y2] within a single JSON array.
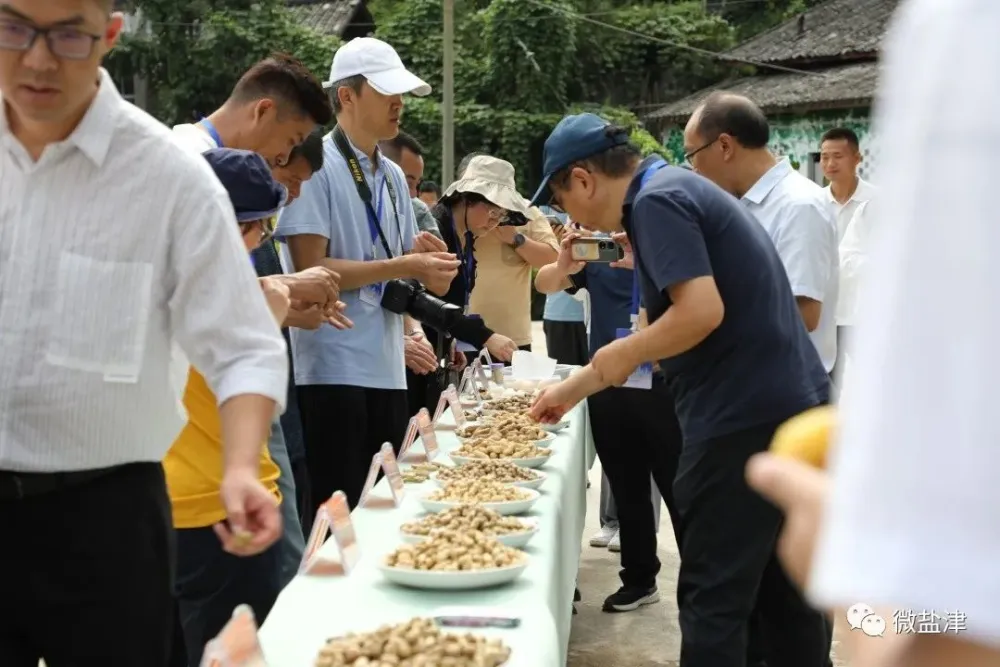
[[165, 148, 297, 666]]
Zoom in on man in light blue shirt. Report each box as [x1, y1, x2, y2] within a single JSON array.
[[275, 37, 460, 512], [539, 209, 589, 366]]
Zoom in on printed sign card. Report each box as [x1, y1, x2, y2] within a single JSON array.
[[473, 359, 490, 389], [358, 452, 382, 506], [446, 385, 466, 428], [300, 491, 359, 576], [399, 416, 419, 458], [380, 442, 405, 506], [432, 392, 449, 424], [614, 328, 653, 390], [478, 347, 494, 368], [201, 605, 266, 667], [416, 408, 440, 461]]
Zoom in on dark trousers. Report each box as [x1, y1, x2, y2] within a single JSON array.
[[674, 420, 829, 667], [172, 527, 281, 666], [0, 463, 174, 667], [293, 456, 313, 536], [542, 320, 589, 366], [587, 379, 683, 590], [298, 384, 409, 513]]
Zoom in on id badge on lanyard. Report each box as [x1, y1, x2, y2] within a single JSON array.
[[360, 175, 387, 307], [615, 159, 666, 390]]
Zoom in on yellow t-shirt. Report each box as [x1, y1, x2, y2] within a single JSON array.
[[468, 208, 559, 346], [163, 368, 281, 529]]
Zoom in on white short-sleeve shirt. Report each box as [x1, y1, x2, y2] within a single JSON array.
[[808, 0, 1000, 646], [743, 158, 840, 373]]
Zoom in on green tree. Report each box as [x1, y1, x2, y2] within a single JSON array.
[[117, 0, 338, 124]]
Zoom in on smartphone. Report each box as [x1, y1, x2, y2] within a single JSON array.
[[570, 237, 624, 262]]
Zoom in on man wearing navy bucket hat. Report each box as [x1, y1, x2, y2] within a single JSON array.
[[528, 114, 832, 667]]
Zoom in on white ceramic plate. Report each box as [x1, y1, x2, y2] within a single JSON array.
[[399, 522, 538, 548], [534, 432, 556, 445], [418, 488, 540, 515], [378, 560, 528, 590], [430, 469, 546, 490], [541, 419, 569, 433], [450, 452, 550, 469]]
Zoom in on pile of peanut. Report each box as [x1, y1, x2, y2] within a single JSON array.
[[385, 530, 525, 571], [427, 479, 530, 504], [483, 394, 534, 413], [401, 461, 446, 484], [436, 460, 540, 485], [454, 437, 551, 461], [457, 415, 546, 442], [400, 504, 531, 537], [314, 617, 511, 667]]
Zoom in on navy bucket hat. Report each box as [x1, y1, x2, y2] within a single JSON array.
[[202, 148, 287, 222]]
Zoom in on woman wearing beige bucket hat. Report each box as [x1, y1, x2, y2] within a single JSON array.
[[404, 155, 533, 414]]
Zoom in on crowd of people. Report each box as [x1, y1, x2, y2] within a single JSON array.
[[1, 0, 998, 666]]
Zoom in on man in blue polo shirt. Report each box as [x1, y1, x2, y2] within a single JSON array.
[[529, 114, 830, 667]]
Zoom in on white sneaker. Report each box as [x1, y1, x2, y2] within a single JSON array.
[[589, 524, 617, 547], [608, 531, 621, 552]]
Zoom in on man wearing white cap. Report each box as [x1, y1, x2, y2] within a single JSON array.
[[276, 38, 461, 513]]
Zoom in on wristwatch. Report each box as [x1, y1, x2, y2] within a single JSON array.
[[511, 232, 526, 249]]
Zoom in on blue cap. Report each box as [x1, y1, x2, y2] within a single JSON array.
[[530, 113, 631, 205], [202, 148, 287, 222]]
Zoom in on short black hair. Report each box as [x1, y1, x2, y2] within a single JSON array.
[[457, 152, 488, 178], [288, 129, 324, 174], [418, 180, 440, 197], [694, 91, 770, 149], [550, 126, 642, 189], [329, 75, 366, 114], [379, 130, 425, 163], [820, 127, 860, 151], [231, 53, 332, 126]]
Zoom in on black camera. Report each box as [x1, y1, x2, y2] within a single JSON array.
[[381, 279, 462, 332]]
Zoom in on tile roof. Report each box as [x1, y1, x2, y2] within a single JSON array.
[[725, 0, 900, 65], [646, 60, 878, 122], [284, 0, 369, 38]]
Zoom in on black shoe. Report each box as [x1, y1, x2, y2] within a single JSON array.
[[601, 586, 660, 613], [572, 604, 578, 615], [574, 587, 581, 602]]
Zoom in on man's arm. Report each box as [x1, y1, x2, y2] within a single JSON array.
[[286, 234, 419, 291], [773, 201, 837, 332], [628, 277, 724, 361], [534, 263, 575, 294]]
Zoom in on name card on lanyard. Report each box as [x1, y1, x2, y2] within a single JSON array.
[[360, 175, 388, 307], [614, 159, 666, 390]]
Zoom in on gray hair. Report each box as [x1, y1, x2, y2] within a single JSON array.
[[328, 74, 366, 114]]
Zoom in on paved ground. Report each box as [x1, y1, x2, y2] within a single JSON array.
[[530, 322, 850, 667]]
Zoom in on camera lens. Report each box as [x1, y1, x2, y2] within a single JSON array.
[[599, 241, 608, 249]]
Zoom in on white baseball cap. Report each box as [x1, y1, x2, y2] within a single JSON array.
[[324, 37, 431, 97]]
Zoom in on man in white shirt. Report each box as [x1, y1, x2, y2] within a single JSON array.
[[684, 92, 839, 376], [748, 2, 1000, 666], [820, 127, 876, 376], [820, 127, 876, 242], [834, 199, 873, 372], [0, 1, 288, 664]]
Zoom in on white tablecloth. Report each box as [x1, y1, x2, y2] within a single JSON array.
[[259, 401, 594, 666]]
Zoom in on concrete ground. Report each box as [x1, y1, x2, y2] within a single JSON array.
[[529, 322, 850, 667]]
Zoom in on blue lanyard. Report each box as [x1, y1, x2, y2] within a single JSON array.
[[450, 213, 476, 303], [199, 118, 224, 148], [630, 159, 668, 318], [366, 175, 387, 257]]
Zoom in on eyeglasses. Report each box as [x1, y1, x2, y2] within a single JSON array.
[[683, 137, 718, 165], [0, 19, 102, 61]]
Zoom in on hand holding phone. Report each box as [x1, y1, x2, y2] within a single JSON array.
[[570, 237, 625, 263]]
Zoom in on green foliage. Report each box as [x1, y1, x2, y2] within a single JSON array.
[[117, 0, 338, 124]]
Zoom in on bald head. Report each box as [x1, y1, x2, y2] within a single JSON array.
[[691, 92, 769, 149]]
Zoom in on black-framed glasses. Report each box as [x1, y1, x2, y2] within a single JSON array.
[[0, 19, 102, 61], [683, 137, 719, 163]]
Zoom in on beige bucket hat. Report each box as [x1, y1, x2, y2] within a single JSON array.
[[443, 155, 533, 224]]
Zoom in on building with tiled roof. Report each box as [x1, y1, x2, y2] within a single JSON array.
[[284, 0, 374, 41], [648, 0, 900, 182]]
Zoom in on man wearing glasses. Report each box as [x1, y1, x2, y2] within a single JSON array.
[[0, 1, 290, 665]]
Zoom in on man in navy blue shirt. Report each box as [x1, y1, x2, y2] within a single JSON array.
[[530, 113, 830, 667], [536, 231, 682, 613]]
